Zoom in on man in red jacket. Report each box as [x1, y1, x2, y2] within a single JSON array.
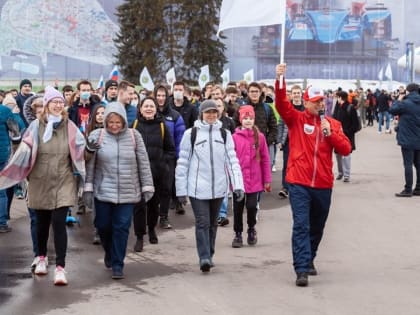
[[275, 64, 352, 287]]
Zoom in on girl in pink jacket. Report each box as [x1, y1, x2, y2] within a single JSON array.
[[232, 105, 272, 248]]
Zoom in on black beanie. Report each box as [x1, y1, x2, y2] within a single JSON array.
[[20, 79, 32, 90], [406, 83, 419, 93], [105, 80, 118, 91]]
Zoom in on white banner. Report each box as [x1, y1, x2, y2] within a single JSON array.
[[243, 69, 254, 83], [221, 68, 230, 89], [166, 67, 176, 89], [198, 65, 210, 89], [218, 0, 286, 36], [139, 67, 155, 91]]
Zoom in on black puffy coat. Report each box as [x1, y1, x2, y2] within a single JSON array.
[[135, 115, 176, 187]]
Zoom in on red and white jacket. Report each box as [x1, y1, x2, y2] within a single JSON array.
[[275, 80, 351, 189]]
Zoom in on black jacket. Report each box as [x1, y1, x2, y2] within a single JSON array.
[[169, 96, 198, 129], [332, 101, 359, 151], [135, 115, 176, 187]]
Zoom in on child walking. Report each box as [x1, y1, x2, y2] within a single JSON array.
[[232, 105, 271, 248]]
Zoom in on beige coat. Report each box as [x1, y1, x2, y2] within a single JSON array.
[[28, 120, 77, 210]]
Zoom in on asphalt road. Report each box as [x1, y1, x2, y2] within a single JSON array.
[[1, 124, 419, 315]]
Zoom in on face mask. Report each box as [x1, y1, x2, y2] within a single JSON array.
[[140, 94, 146, 102], [80, 92, 91, 100], [131, 100, 138, 107], [173, 91, 183, 100]]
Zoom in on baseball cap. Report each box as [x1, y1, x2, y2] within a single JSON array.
[[303, 86, 325, 102]]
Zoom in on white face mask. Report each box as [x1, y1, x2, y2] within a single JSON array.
[[131, 100, 138, 107], [173, 91, 183, 100]]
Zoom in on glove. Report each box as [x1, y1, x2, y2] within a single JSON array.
[[82, 191, 94, 209], [86, 139, 100, 153], [178, 196, 188, 205], [234, 189, 245, 202], [143, 191, 154, 203], [7, 118, 21, 141]]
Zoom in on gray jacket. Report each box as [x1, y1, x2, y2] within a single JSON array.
[[84, 102, 154, 204], [176, 119, 244, 199]]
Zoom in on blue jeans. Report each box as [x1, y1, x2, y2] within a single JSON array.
[[189, 197, 223, 264], [94, 199, 134, 272], [378, 111, 390, 132], [0, 161, 8, 227], [288, 184, 332, 273], [401, 148, 420, 192], [28, 208, 38, 256], [218, 195, 228, 218]]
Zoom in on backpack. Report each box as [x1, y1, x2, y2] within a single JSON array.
[[190, 126, 227, 148], [346, 104, 362, 133]]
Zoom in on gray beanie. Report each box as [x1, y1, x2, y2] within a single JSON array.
[[199, 99, 218, 113]]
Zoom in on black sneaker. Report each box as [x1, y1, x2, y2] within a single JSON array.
[[112, 269, 124, 279], [104, 252, 112, 269], [413, 189, 420, 196], [134, 238, 144, 252], [336, 174, 343, 180], [247, 228, 257, 246], [232, 232, 243, 248], [295, 272, 309, 287], [278, 189, 289, 199], [343, 177, 350, 183], [159, 217, 172, 229], [308, 262, 318, 276], [0, 225, 12, 233], [149, 229, 158, 244], [200, 259, 211, 273], [218, 217, 229, 226], [395, 190, 412, 197], [175, 203, 185, 215]]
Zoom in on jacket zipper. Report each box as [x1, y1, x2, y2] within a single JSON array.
[[209, 125, 215, 198], [311, 116, 320, 187], [117, 134, 120, 203]]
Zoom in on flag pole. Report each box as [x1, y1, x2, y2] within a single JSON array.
[[279, 15, 286, 88]]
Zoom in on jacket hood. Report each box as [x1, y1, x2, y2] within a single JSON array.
[[23, 94, 44, 124], [194, 118, 222, 130], [104, 101, 128, 132]]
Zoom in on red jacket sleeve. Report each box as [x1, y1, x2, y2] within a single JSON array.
[[275, 79, 299, 127]]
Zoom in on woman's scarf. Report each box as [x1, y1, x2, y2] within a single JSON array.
[[42, 114, 62, 143]]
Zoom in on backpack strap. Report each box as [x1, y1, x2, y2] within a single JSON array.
[[132, 119, 138, 129], [220, 127, 227, 144], [129, 128, 136, 149], [160, 122, 165, 140], [190, 126, 197, 148]]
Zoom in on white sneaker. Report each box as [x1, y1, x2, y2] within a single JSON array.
[[34, 256, 48, 275], [272, 165, 277, 172], [54, 266, 68, 285], [31, 256, 49, 271]]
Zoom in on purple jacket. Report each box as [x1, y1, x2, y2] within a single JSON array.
[[233, 127, 272, 193]]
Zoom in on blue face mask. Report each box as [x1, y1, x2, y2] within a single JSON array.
[[80, 92, 91, 100]]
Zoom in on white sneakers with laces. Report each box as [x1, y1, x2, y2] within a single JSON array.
[[34, 256, 48, 275], [54, 266, 68, 286]]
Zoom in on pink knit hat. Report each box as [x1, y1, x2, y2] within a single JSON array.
[[43, 86, 65, 106]]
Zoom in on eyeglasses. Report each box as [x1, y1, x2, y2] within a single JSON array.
[[49, 100, 65, 105], [248, 90, 260, 94]]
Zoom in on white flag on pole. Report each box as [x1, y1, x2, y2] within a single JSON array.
[[218, 0, 286, 36], [198, 65, 210, 89], [221, 69, 230, 89], [243, 69, 254, 83], [385, 63, 392, 81], [378, 67, 384, 81], [166, 67, 176, 88], [139, 67, 155, 91], [96, 75, 104, 90]]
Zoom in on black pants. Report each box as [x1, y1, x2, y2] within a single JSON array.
[[35, 207, 68, 267], [233, 192, 259, 233], [401, 147, 420, 192], [133, 193, 160, 238]]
